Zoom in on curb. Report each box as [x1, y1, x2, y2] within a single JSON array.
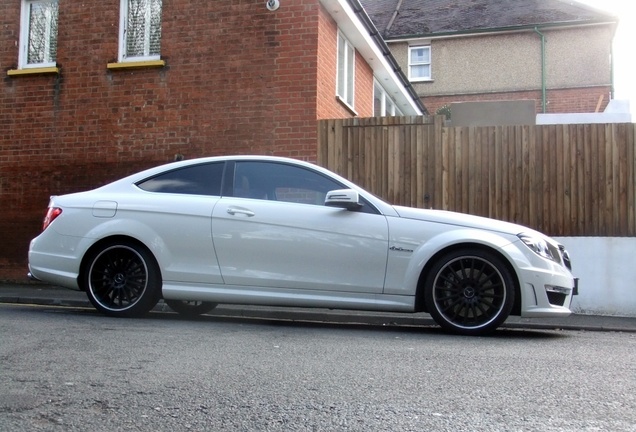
[[3, 291, 636, 333]]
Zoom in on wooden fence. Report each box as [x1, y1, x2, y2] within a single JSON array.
[[317, 116, 636, 237]]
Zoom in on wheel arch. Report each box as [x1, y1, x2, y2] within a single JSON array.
[[414, 242, 521, 315], [78, 235, 161, 291]]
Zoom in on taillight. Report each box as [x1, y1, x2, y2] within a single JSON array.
[[42, 207, 62, 231]]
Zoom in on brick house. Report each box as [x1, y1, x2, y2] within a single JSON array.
[[361, 0, 618, 116], [0, 0, 424, 280]]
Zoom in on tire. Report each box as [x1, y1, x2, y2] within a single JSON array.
[[83, 241, 161, 317], [164, 299, 217, 316], [423, 249, 515, 336]]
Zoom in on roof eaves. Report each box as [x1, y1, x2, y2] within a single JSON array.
[[385, 20, 618, 41], [320, 0, 428, 115], [345, 0, 428, 115]]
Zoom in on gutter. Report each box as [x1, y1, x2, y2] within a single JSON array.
[[609, 38, 615, 99], [534, 27, 547, 114], [345, 0, 429, 115], [384, 20, 619, 42]]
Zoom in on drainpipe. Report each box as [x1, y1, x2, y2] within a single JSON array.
[[534, 27, 546, 113], [610, 42, 615, 99]]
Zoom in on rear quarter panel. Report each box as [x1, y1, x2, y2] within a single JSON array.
[[32, 189, 224, 286]]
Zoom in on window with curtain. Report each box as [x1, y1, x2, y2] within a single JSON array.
[[120, 0, 162, 61], [19, 0, 58, 68], [408, 46, 431, 81]]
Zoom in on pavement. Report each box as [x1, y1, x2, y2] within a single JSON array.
[[2, 282, 636, 333]]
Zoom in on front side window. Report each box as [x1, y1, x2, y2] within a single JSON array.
[[233, 162, 342, 206], [337, 31, 355, 108], [19, 0, 58, 68], [232, 161, 379, 214], [409, 46, 431, 81], [119, 0, 162, 61]]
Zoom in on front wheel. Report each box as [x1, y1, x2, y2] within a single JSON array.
[[83, 241, 161, 317], [423, 249, 515, 336], [164, 299, 217, 317]]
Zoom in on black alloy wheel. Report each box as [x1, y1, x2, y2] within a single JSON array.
[[84, 242, 161, 317], [424, 249, 515, 335]]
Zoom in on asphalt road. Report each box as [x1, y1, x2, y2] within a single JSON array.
[[1, 303, 635, 431], [2, 283, 636, 333]]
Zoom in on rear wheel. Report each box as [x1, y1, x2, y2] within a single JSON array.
[[83, 242, 161, 317], [164, 299, 217, 316], [423, 249, 515, 335]]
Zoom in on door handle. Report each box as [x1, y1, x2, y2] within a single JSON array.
[[227, 207, 255, 217]]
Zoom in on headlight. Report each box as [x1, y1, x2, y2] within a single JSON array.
[[518, 233, 557, 262]]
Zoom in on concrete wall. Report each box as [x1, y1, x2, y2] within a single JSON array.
[[537, 112, 633, 124], [555, 237, 636, 317], [537, 100, 634, 124], [450, 100, 536, 126]]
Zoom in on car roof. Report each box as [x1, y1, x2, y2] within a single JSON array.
[[99, 155, 399, 216], [118, 155, 333, 182]]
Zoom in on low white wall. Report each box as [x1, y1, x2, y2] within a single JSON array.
[[554, 237, 636, 317], [537, 112, 632, 124], [536, 99, 634, 124]]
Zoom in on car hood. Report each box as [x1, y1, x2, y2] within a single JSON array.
[[392, 206, 533, 237]]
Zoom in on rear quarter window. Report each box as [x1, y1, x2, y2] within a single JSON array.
[[137, 162, 224, 196]]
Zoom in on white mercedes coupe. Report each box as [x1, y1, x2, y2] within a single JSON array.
[[28, 156, 577, 335]]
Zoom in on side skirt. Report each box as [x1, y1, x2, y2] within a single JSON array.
[[162, 282, 415, 313]]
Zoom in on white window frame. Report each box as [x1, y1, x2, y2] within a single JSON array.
[[408, 45, 431, 81], [336, 31, 355, 109], [373, 80, 403, 117], [118, 0, 162, 62], [18, 0, 58, 69]]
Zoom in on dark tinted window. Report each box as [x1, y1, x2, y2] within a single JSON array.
[[137, 162, 224, 196], [233, 161, 378, 213], [234, 162, 341, 204]]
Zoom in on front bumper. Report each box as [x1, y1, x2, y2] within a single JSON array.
[[504, 238, 578, 318], [518, 271, 578, 318]]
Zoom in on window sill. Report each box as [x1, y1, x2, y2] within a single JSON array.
[[336, 95, 359, 116], [107, 60, 165, 70], [410, 78, 434, 83], [7, 66, 60, 76]]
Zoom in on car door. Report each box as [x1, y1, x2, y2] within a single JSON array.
[[212, 161, 389, 293]]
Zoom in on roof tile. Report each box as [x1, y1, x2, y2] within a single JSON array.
[[360, 0, 618, 39]]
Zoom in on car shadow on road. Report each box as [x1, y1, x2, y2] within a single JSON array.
[[150, 308, 570, 340], [23, 304, 570, 340]]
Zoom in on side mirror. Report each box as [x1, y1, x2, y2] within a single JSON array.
[[325, 189, 363, 211]]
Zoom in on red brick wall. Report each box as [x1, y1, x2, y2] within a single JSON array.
[[316, 5, 374, 119], [0, 0, 370, 280], [423, 86, 612, 117], [317, 5, 348, 119], [354, 52, 374, 118]]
